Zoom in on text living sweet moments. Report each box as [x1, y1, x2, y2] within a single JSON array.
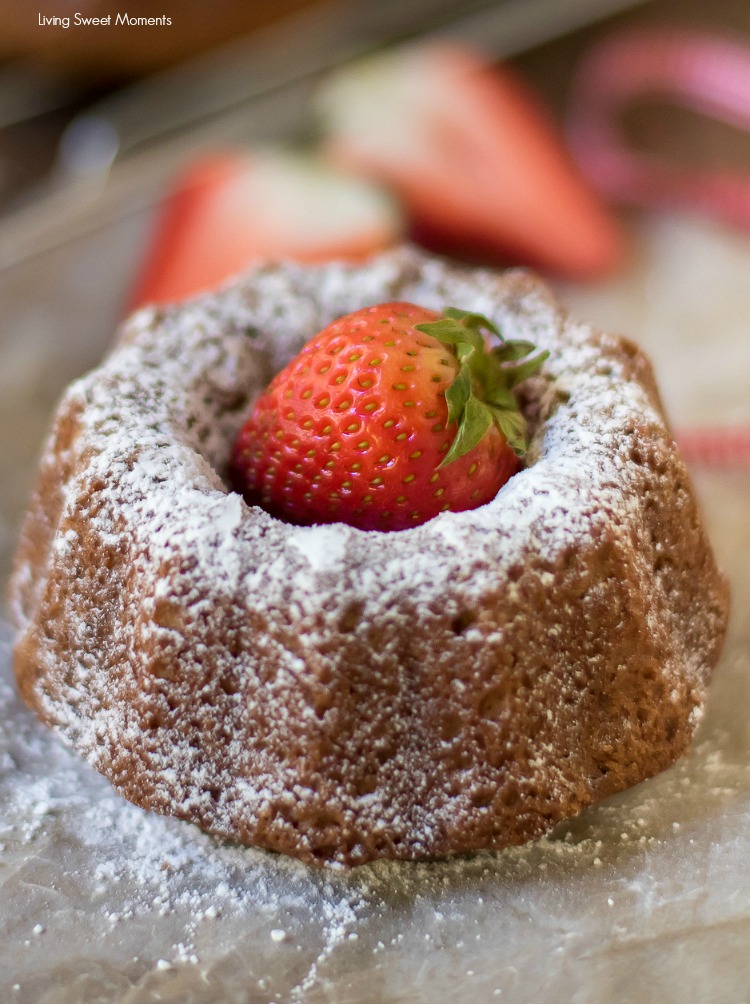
[[38, 13, 172, 27]]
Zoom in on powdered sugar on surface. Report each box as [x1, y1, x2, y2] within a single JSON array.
[[4, 614, 750, 1002]]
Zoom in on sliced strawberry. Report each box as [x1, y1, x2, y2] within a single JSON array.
[[231, 302, 547, 531], [317, 42, 622, 279], [129, 149, 404, 309]]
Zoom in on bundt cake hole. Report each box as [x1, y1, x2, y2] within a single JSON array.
[[654, 554, 675, 577], [519, 670, 534, 693], [310, 847, 332, 862], [507, 564, 523, 583], [313, 809, 343, 830], [664, 714, 679, 742], [313, 690, 334, 718], [149, 657, 179, 682], [440, 713, 464, 741], [355, 774, 378, 796], [637, 706, 652, 726], [219, 677, 240, 697], [226, 634, 243, 660], [452, 749, 474, 770], [470, 788, 495, 808], [338, 601, 364, 634], [314, 663, 334, 687], [165, 693, 180, 713], [502, 787, 519, 808], [450, 610, 476, 635], [477, 687, 507, 719]]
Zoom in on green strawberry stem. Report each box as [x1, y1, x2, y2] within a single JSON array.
[[415, 308, 548, 465]]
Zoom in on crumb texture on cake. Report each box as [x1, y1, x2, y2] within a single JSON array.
[[9, 247, 729, 866]]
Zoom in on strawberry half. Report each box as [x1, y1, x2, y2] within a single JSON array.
[[129, 149, 404, 309], [317, 42, 622, 279], [230, 302, 547, 531]]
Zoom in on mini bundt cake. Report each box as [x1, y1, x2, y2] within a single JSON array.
[[9, 248, 729, 866]]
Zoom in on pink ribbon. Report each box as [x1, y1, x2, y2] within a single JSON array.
[[567, 29, 750, 229], [677, 427, 750, 468], [568, 30, 750, 469]]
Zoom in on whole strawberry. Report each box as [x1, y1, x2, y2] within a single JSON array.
[[230, 302, 547, 531]]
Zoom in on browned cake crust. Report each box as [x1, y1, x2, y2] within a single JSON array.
[[9, 248, 729, 866]]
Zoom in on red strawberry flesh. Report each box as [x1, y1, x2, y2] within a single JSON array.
[[231, 302, 535, 532], [129, 151, 403, 310], [318, 43, 622, 279]]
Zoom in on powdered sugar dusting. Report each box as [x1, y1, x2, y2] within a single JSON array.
[[7, 247, 728, 869], [289, 525, 348, 574]]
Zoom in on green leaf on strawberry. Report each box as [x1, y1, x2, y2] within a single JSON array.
[[415, 308, 548, 462]]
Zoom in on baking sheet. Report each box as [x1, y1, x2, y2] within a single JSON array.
[[1, 211, 750, 1003]]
